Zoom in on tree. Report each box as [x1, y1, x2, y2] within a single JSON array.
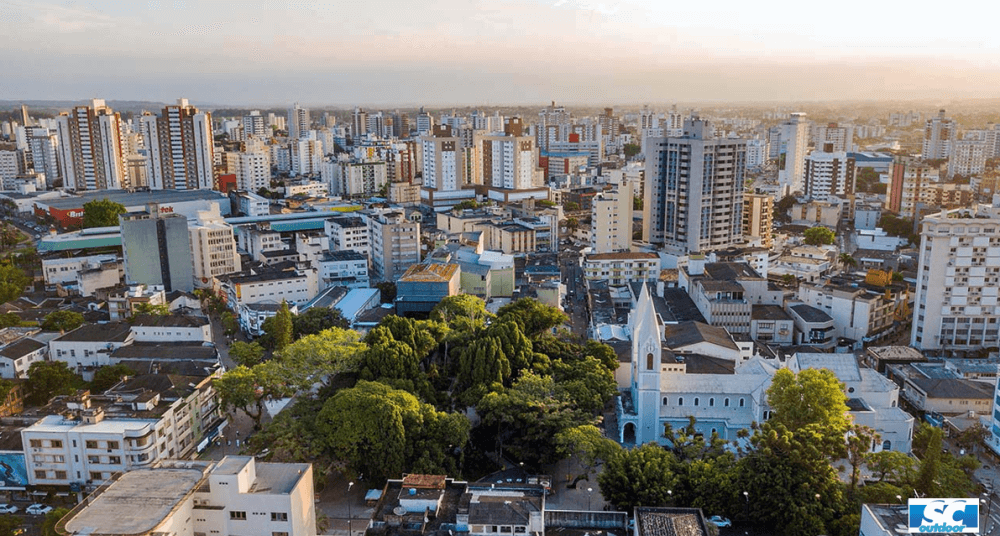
[[623, 143, 641, 158], [766, 368, 850, 457], [845, 425, 879, 497], [598, 443, 679, 511], [496, 298, 568, 338], [564, 201, 581, 212], [555, 424, 621, 478], [41, 507, 70, 536], [41, 310, 84, 332], [90, 364, 133, 393], [376, 281, 397, 303], [220, 311, 239, 336], [26, 361, 79, 404], [0, 313, 20, 328], [774, 195, 796, 224], [865, 450, 916, 483], [781, 274, 798, 285], [430, 294, 491, 331], [81, 198, 127, 228], [956, 423, 989, 452], [804, 226, 835, 246], [316, 380, 470, 482], [214, 362, 292, 429], [357, 325, 429, 398], [0, 263, 29, 304], [271, 301, 294, 351], [229, 341, 265, 367], [277, 327, 366, 389], [292, 307, 350, 337], [838, 253, 857, 269], [0, 515, 21, 536], [633, 196, 643, 211], [133, 302, 169, 316]]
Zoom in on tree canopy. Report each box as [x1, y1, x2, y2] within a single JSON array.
[[41, 310, 84, 332], [803, 226, 835, 246], [82, 198, 127, 228], [90, 364, 133, 393], [229, 341, 265, 368], [26, 361, 80, 404], [0, 263, 29, 304], [292, 307, 349, 337]]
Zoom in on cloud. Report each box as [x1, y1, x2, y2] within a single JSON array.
[[20, 1, 118, 33]]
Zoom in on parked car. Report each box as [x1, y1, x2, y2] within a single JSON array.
[[0, 504, 18, 514], [26, 504, 52, 515], [707, 516, 732, 528]]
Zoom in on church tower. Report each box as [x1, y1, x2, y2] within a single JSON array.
[[629, 284, 663, 445]]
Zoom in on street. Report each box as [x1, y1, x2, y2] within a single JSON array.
[[559, 242, 589, 337]]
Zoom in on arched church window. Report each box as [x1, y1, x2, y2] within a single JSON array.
[[646, 353, 654, 370], [662, 397, 668, 406], [678, 397, 684, 406], [739, 398, 745, 407], [709, 398, 715, 407], [724, 398, 730, 407], [694, 397, 700, 406]]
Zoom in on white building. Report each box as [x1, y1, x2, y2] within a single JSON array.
[[0, 335, 46, 380], [315, 250, 370, 288], [420, 125, 475, 211], [223, 268, 319, 309], [327, 159, 388, 198], [367, 210, 421, 281], [287, 103, 310, 140], [922, 109, 954, 160], [325, 216, 370, 256], [42, 254, 120, 287], [290, 139, 323, 176], [55, 99, 129, 191], [804, 149, 854, 202], [284, 179, 328, 198], [797, 281, 896, 344], [130, 315, 212, 343], [583, 252, 660, 287], [242, 111, 267, 139], [776, 112, 810, 196], [189, 205, 242, 286], [590, 179, 633, 254], [142, 99, 214, 190], [812, 122, 853, 153], [49, 322, 135, 374], [230, 190, 270, 217], [745, 138, 767, 169], [226, 151, 271, 192], [912, 203, 1000, 350], [949, 139, 987, 178]]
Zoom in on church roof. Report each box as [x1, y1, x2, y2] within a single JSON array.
[[663, 321, 738, 352]]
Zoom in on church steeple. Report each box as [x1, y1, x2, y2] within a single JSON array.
[[630, 284, 663, 445]]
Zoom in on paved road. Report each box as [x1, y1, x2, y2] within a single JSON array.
[[559, 244, 589, 337]]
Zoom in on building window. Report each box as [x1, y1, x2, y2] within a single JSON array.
[[109, 456, 121, 465], [273, 533, 289, 536], [271, 513, 288, 522], [662, 397, 668, 406], [709, 398, 715, 407], [739, 398, 745, 407], [694, 398, 699, 406], [50, 440, 62, 448], [54, 471, 66, 480], [88, 456, 99, 464], [86, 441, 98, 449], [724, 398, 730, 407], [230, 511, 247, 521], [90, 472, 102, 480], [646, 353, 654, 370], [678, 398, 683, 406], [29, 440, 40, 448], [34, 470, 46, 479]]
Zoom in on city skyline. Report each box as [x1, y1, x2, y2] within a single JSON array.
[[3, 0, 999, 106]]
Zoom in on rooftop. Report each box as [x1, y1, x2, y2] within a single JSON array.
[[399, 263, 459, 283], [751, 304, 792, 321], [634, 507, 710, 536], [109, 342, 218, 362], [39, 189, 227, 210], [790, 303, 834, 324], [910, 377, 994, 400], [867, 346, 926, 361], [54, 322, 132, 343], [62, 467, 207, 536], [587, 252, 659, 261], [130, 314, 209, 329], [663, 321, 738, 352], [0, 338, 45, 360]]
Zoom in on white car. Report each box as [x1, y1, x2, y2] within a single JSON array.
[[0, 504, 17, 514], [26, 504, 52, 515]]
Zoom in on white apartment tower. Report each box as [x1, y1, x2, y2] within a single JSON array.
[[242, 111, 267, 139], [804, 146, 855, 202], [776, 113, 809, 196], [290, 138, 323, 176], [912, 203, 1000, 351], [226, 151, 270, 192], [591, 178, 634, 253], [190, 204, 242, 286], [923, 109, 955, 160], [813, 123, 854, 153], [949, 139, 988, 178], [142, 99, 214, 190], [26, 126, 60, 185], [56, 99, 129, 191], [480, 117, 537, 191], [287, 103, 310, 139], [643, 117, 746, 254]]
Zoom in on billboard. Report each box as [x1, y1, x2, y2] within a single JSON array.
[[0, 452, 28, 489]]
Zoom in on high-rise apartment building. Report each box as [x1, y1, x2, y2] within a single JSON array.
[[141, 99, 214, 190], [745, 138, 767, 169], [225, 151, 271, 192], [420, 125, 475, 210], [591, 178, 633, 253], [290, 138, 323, 176], [537, 101, 571, 152], [643, 117, 746, 254], [949, 139, 988, 177], [415, 107, 434, 135], [189, 205, 242, 287], [352, 107, 368, 138], [804, 146, 855, 201], [55, 99, 129, 191], [480, 117, 538, 191], [776, 113, 809, 196], [366, 210, 421, 281], [887, 157, 942, 218], [912, 203, 1000, 350], [391, 110, 410, 138], [287, 103, 310, 139], [26, 126, 60, 186], [812, 123, 854, 153], [120, 205, 194, 292], [743, 193, 774, 249], [923, 109, 955, 160], [242, 111, 267, 138]]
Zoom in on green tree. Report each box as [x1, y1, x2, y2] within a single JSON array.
[[430, 294, 491, 331], [555, 424, 621, 478], [214, 362, 292, 429], [550, 356, 616, 414], [623, 143, 641, 157], [41, 310, 85, 332], [90, 364, 133, 393], [633, 196, 643, 210], [270, 301, 294, 351], [865, 450, 916, 483], [229, 341, 265, 367], [0, 313, 19, 328], [357, 325, 429, 398], [496, 298, 567, 338], [0, 263, 29, 304], [316, 380, 469, 482], [376, 281, 397, 303], [846, 425, 879, 497], [774, 195, 796, 224], [956, 423, 989, 452], [292, 307, 349, 337], [41, 508, 70, 536], [81, 198, 127, 228], [26, 361, 80, 404], [766, 368, 850, 457], [0, 515, 21, 536], [277, 327, 366, 389], [598, 443, 679, 511], [564, 201, 581, 212], [220, 311, 239, 336], [803, 226, 836, 246], [838, 253, 857, 269], [133, 302, 169, 316]]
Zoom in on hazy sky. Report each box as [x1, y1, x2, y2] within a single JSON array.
[[3, 0, 999, 106]]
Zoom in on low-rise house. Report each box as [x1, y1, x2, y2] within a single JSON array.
[[0, 337, 46, 379], [788, 303, 836, 349], [750, 304, 794, 345], [129, 314, 212, 344], [49, 322, 134, 378], [890, 362, 994, 416]]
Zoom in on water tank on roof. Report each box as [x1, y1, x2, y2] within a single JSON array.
[[409, 488, 416, 496]]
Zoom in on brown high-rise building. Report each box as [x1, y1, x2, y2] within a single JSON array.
[[55, 99, 129, 191]]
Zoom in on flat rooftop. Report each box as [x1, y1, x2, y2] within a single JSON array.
[[62, 467, 205, 536]]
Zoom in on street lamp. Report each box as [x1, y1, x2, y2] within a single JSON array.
[[348, 481, 355, 536], [667, 490, 672, 506], [743, 491, 749, 520], [587, 487, 593, 511], [896, 495, 902, 504]]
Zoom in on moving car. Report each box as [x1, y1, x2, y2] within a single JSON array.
[[707, 516, 732, 528], [0, 504, 18, 514], [26, 504, 52, 515]]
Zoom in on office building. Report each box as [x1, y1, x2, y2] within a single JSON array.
[[912, 203, 1000, 351], [775, 113, 809, 196], [287, 102, 310, 139], [743, 193, 773, 249], [141, 99, 214, 190], [120, 205, 195, 292], [643, 117, 746, 254], [922, 109, 955, 160], [55, 99, 129, 191], [590, 179, 633, 253], [804, 146, 855, 201]]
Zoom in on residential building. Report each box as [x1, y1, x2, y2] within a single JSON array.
[[229, 190, 269, 217], [886, 156, 941, 218], [0, 333, 46, 379], [140, 99, 214, 190], [42, 253, 120, 288], [482, 222, 536, 255], [290, 138, 323, 176], [284, 179, 328, 198], [22, 377, 224, 488], [107, 284, 167, 321], [242, 110, 267, 138], [788, 304, 836, 348], [130, 314, 212, 343], [420, 125, 475, 210], [55, 99, 129, 191], [891, 362, 993, 416], [859, 504, 910, 536], [367, 210, 421, 281], [225, 151, 270, 192], [750, 304, 794, 345], [0, 149, 18, 189], [287, 103, 310, 139], [325, 216, 370, 256], [742, 193, 773, 249], [25, 126, 60, 185], [237, 302, 299, 337], [797, 279, 896, 344], [591, 179, 633, 253], [912, 203, 1000, 351], [745, 138, 767, 169], [583, 252, 660, 287], [120, 206, 194, 292], [922, 109, 955, 160], [236, 224, 284, 260], [396, 263, 460, 315], [49, 322, 135, 374], [679, 259, 773, 335], [315, 250, 369, 288], [643, 117, 746, 254], [949, 139, 987, 178], [775, 112, 810, 196], [189, 205, 241, 287], [222, 266, 319, 309], [329, 159, 388, 198], [57, 457, 315, 536], [804, 146, 855, 202]]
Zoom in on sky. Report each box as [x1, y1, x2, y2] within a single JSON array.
[[3, 0, 1000, 107]]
